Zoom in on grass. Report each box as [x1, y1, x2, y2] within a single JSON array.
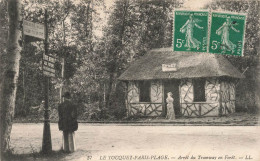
[[3, 147, 67, 161]]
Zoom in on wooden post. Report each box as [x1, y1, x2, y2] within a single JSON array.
[[219, 81, 223, 117], [199, 104, 201, 116], [60, 18, 66, 103], [103, 83, 106, 108], [60, 57, 64, 103], [42, 9, 52, 153]]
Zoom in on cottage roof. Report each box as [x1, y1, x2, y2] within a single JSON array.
[[118, 48, 245, 80]]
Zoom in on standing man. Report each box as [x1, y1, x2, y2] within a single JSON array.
[[58, 92, 78, 152]]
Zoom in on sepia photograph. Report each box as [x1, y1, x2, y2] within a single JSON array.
[[0, 0, 259, 160]]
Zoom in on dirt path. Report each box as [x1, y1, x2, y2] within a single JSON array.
[[8, 123, 260, 161]]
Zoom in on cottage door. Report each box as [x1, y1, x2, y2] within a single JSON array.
[[164, 80, 181, 117]]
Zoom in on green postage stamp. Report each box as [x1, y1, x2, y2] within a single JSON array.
[[173, 10, 209, 52], [209, 12, 246, 56]]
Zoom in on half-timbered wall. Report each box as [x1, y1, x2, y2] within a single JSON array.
[[127, 82, 139, 103], [220, 81, 235, 115], [127, 81, 163, 116], [180, 78, 220, 117], [180, 79, 193, 103], [151, 81, 163, 103], [127, 78, 236, 118]]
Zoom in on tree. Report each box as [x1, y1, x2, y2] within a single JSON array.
[[0, 0, 8, 158], [100, 0, 179, 114], [103, 0, 130, 110], [0, 0, 22, 155], [68, 0, 107, 119], [210, 1, 260, 112], [13, 0, 80, 118]]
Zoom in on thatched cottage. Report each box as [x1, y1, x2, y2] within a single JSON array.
[[118, 48, 244, 117]]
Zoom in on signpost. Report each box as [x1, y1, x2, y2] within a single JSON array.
[[42, 10, 52, 153], [43, 54, 56, 78], [209, 12, 246, 56], [23, 10, 53, 154], [173, 10, 209, 52], [23, 10, 53, 153], [23, 20, 45, 39]]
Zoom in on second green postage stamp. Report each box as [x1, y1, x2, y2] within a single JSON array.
[[209, 12, 246, 56]]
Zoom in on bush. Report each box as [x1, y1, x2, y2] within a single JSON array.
[[77, 102, 102, 121]]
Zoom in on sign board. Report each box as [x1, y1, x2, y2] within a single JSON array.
[[23, 20, 45, 39], [42, 54, 56, 77], [209, 12, 246, 56], [43, 71, 55, 77], [173, 10, 209, 52], [43, 65, 55, 73], [43, 61, 54, 68], [162, 63, 177, 72], [43, 54, 56, 63]]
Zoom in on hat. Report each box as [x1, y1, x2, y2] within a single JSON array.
[[62, 92, 71, 99]]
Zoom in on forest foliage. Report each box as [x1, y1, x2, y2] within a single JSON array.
[[0, 0, 259, 121]]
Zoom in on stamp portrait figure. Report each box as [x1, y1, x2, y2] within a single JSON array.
[[216, 17, 240, 53], [180, 14, 204, 50]]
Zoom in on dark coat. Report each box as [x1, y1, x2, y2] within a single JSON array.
[[58, 100, 78, 132]]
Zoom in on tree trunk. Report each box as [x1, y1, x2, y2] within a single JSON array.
[[0, 0, 22, 155], [255, 46, 260, 112], [60, 19, 66, 103], [22, 67, 26, 109], [106, 0, 129, 109], [105, 72, 114, 109], [255, 3, 260, 112]]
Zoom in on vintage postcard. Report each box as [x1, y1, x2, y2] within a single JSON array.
[[0, 0, 259, 161]]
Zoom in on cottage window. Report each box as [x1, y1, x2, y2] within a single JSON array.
[[193, 79, 206, 102], [139, 81, 150, 102]]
